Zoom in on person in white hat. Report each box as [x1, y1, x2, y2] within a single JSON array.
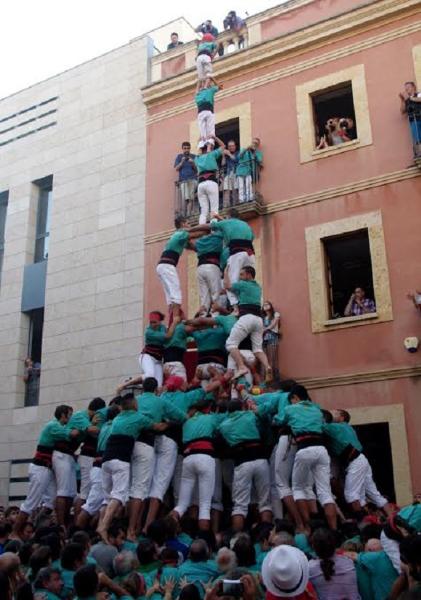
[[262, 545, 313, 599]]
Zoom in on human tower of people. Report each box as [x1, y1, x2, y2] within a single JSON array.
[[9, 30, 421, 600]]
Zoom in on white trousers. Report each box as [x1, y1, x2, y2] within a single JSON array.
[[149, 435, 178, 500], [198, 110, 215, 141], [130, 442, 155, 500], [198, 180, 219, 225], [197, 264, 222, 310], [102, 459, 130, 505], [156, 263, 182, 306], [292, 446, 333, 506], [163, 361, 187, 381], [196, 54, 212, 80], [274, 436, 296, 499], [139, 353, 163, 387], [174, 454, 216, 520], [172, 454, 184, 504], [78, 455, 94, 500], [269, 448, 284, 519], [238, 175, 253, 203], [226, 314, 263, 353], [52, 451, 77, 498], [21, 464, 56, 515], [344, 453, 388, 508], [380, 531, 401, 573], [82, 466, 104, 516], [226, 252, 256, 305], [232, 459, 271, 517]]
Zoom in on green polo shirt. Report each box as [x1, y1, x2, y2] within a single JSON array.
[[219, 411, 261, 446], [136, 391, 186, 424], [323, 422, 363, 456], [38, 419, 72, 448], [214, 314, 237, 335], [197, 41, 217, 56], [355, 551, 398, 600], [195, 232, 223, 258], [97, 420, 113, 453], [109, 410, 153, 439], [182, 412, 224, 444], [164, 323, 188, 351], [161, 388, 205, 413], [279, 401, 324, 436], [195, 148, 222, 174], [164, 230, 189, 255], [231, 280, 262, 306], [191, 327, 227, 352], [195, 85, 218, 111], [236, 149, 263, 178], [144, 324, 167, 346], [211, 218, 254, 244]]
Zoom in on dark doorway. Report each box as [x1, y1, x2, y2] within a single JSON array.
[[323, 229, 375, 318], [216, 118, 240, 147], [353, 422, 396, 503]]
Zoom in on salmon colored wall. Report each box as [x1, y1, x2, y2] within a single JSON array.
[[260, 0, 372, 42], [161, 53, 186, 80]]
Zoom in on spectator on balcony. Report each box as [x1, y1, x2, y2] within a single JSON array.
[[317, 117, 354, 149], [167, 33, 184, 51], [222, 140, 239, 208], [399, 81, 421, 158], [262, 301, 281, 376], [223, 11, 246, 50], [195, 77, 221, 144], [236, 137, 263, 203], [195, 20, 219, 38], [196, 34, 218, 86], [407, 289, 421, 312], [174, 142, 197, 217], [344, 287, 376, 317], [195, 136, 225, 225], [23, 357, 41, 406]]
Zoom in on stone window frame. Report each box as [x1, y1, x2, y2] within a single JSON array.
[[305, 210, 393, 333], [296, 64, 373, 163]]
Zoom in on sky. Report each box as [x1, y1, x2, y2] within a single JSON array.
[[1, 0, 280, 99]]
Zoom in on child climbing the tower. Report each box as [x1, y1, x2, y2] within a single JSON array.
[[195, 76, 222, 144], [196, 33, 218, 86]]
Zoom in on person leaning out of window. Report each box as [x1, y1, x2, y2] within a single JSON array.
[[23, 357, 41, 405], [262, 301, 281, 374], [344, 287, 376, 317], [399, 81, 421, 158]]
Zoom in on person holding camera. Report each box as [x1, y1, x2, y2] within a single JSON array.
[[196, 20, 218, 38], [223, 11, 246, 32], [344, 286, 376, 317], [174, 142, 197, 217]]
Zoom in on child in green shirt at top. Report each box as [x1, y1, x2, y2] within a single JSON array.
[[196, 33, 218, 85]]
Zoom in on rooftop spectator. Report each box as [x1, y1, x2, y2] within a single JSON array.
[[174, 142, 197, 217], [399, 81, 421, 158], [223, 11, 246, 32], [344, 286, 376, 317], [167, 32, 184, 51], [195, 20, 218, 38]]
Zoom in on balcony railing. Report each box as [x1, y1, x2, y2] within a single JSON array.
[[174, 158, 263, 223]]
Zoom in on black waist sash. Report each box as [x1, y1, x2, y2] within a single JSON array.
[[228, 239, 254, 256], [159, 250, 180, 267]]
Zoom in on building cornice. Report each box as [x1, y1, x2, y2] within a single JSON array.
[[145, 166, 421, 244], [301, 364, 421, 389], [142, 0, 421, 110]]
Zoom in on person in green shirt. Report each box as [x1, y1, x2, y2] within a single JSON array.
[[196, 33, 218, 85], [236, 137, 263, 203], [163, 317, 194, 382], [14, 404, 77, 538], [97, 391, 154, 542], [190, 326, 227, 386], [195, 136, 225, 225], [172, 399, 224, 530], [277, 385, 337, 531], [188, 231, 223, 312], [195, 78, 221, 144], [156, 215, 190, 320], [139, 311, 167, 386], [76, 404, 121, 529], [324, 409, 394, 518], [127, 378, 186, 541], [33, 567, 64, 600], [224, 265, 271, 381], [219, 399, 272, 531]]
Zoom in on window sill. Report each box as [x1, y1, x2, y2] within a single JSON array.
[[324, 312, 378, 327], [311, 138, 360, 157]]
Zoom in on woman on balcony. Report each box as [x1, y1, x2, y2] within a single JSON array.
[[262, 301, 281, 376]]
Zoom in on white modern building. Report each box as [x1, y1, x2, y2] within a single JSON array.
[[0, 31, 155, 505]]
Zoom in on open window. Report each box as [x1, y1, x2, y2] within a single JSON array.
[[24, 308, 44, 407], [215, 117, 240, 148], [323, 229, 375, 319], [354, 422, 395, 502], [311, 82, 357, 149]]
